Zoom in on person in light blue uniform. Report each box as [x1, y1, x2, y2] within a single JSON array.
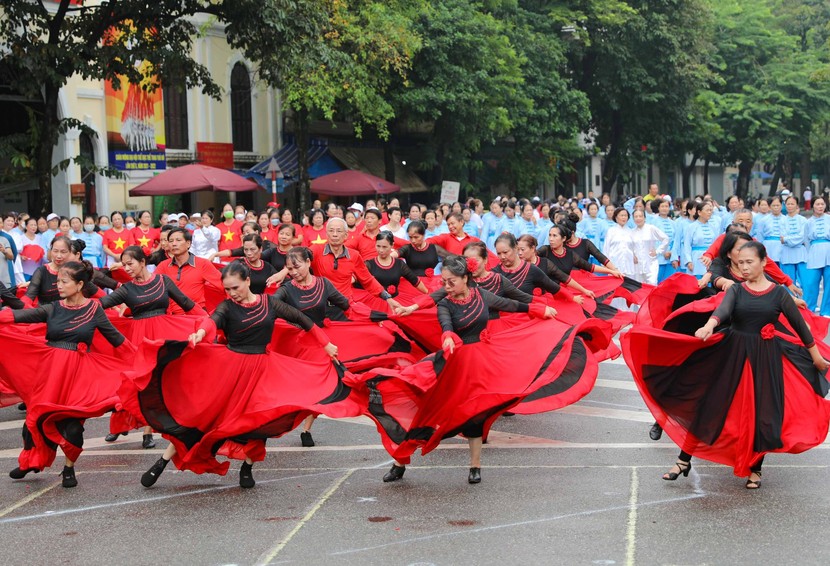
[[757, 196, 785, 262], [779, 195, 808, 289], [805, 196, 830, 314], [647, 198, 678, 282], [750, 198, 770, 239], [462, 208, 480, 238], [480, 200, 505, 251], [670, 200, 693, 274], [516, 203, 540, 241], [578, 202, 608, 251], [536, 203, 553, 246], [499, 203, 522, 239], [682, 201, 719, 278], [75, 215, 105, 268]]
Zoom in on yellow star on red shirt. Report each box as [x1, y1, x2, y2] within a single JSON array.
[[137, 235, 150, 248], [223, 230, 236, 242], [311, 235, 327, 245], [113, 237, 126, 251]]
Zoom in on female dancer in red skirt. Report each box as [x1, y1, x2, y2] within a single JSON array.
[[376, 255, 558, 484], [99, 245, 208, 447], [364, 231, 429, 300], [622, 241, 830, 489], [0, 261, 132, 488], [132, 261, 344, 489], [395, 221, 449, 287]]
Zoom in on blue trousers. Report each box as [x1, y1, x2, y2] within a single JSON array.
[[657, 263, 677, 283], [803, 266, 830, 314], [781, 262, 808, 291]]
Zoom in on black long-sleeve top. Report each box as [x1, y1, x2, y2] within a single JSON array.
[[273, 277, 350, 326], [567, 237, 610, 265], [229, 242, 287, 271], [210, 294, 316, 353], [537, 246, 594, 275], [711, 283, 814, 348], [491, 261, 562, 296], [237, 258, 278, 295], [26, 265, 117, 304], [364, 258, 420, 297], [438, 288, 529, 344], [99, 274, 197, 317], [12, 300, 125, 349], [0, 281, 24, 309], [396, 242, 449, 276]]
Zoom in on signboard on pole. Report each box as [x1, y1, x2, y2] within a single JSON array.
[[440, 180, 460, 204]]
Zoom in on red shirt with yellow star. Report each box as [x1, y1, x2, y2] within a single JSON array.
[[217, 219, 243, 252], [131, 226, 160, 256], [303, 225, 328, 246], [102, 227, 135, 256]]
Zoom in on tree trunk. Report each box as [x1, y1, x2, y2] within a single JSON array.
[[34, 84, 61, 216], [601, 111, 623, 195], [703, 158, 710, 195], [295, 107, 311, 214], [768, 154, 785, 197], [680, 154, 699, 198], [737, 159, 754, 200], [383, 137, 396, 184], [800, 151, 811, 198]]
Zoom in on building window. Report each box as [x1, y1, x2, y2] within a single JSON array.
[[163, 82, 189, 150], [230, 62, 253, 152]]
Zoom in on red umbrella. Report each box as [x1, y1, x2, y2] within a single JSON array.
[[129, 164, 260, 196], [310, 170, 399, 196]]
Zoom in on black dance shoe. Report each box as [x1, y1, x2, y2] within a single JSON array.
[[9, 467, 37, 479], [745, 472, 762, 490], [382, 464, 406, 483], [502, 412, 515, 417], [17, 403, 26, 411], [468, 467, 481, 484], [662, 460, 691, 481], [649, 422, 663, 441], [61, 466, 77, 488], [104, 432, 127, 442], [239, 463, 255, 489], [142, 434, 156, 449], [300, 431, 315, 447], [141, 457, 169, 487]]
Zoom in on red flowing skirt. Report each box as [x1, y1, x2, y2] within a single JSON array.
[[622, 307, 830, 476], [0, 329, 130, 470], [347, 318, 611, 463], [120, 340, 366, 475]]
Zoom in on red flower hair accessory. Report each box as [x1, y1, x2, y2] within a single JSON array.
[[466, 257, 479, 273], [760, 324, 775, 340]]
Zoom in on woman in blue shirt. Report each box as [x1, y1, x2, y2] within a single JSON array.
[[682, 202, 718, 278], [648, 199, 678, 282], [75, 215, 105, 268], [779, 195, 808, 289], [805, 197, 830, 314], [758, 197, 785, 262]]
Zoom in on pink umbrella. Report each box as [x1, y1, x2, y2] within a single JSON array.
[[129, 164, 260, 196], [310, 170, 400, 196]]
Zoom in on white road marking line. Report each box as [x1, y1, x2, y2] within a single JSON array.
[[624, 468, 639, 566], [556, 405, 653, 423], [0, 480, 61, 518], [0, 470, 344, 525], [255, 469, 355, 566], [595, 379, 638, 391]]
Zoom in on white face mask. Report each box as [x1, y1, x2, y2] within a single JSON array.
[[125, 222, 136, 230], [235, 213, 245, 222]]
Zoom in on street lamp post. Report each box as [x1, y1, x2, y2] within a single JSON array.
[[267, 157, 284, 206]]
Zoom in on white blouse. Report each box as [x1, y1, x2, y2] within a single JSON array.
[[191, 225, 222, 259]]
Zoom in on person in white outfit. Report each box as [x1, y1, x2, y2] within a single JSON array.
[[630, 209, 669, 284], [191, 210, 222, 261], [603, 207, 636, 278]]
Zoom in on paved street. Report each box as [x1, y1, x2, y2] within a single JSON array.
[[0, 344, 829, 565]]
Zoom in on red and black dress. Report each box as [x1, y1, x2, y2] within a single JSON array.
[[228, 241, 289, 272], [271, 276, 424, 370], [350, 288, 609, 463], [120, 295, 362, 475], [396, 242, 448, 291], [99, 274, 208, 434], [236, 258, 278, 295], [0, 301, 131, 471], [622, 282, 830, 477], [567, 237, 610, 266], [23, 264, 117, 307]]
